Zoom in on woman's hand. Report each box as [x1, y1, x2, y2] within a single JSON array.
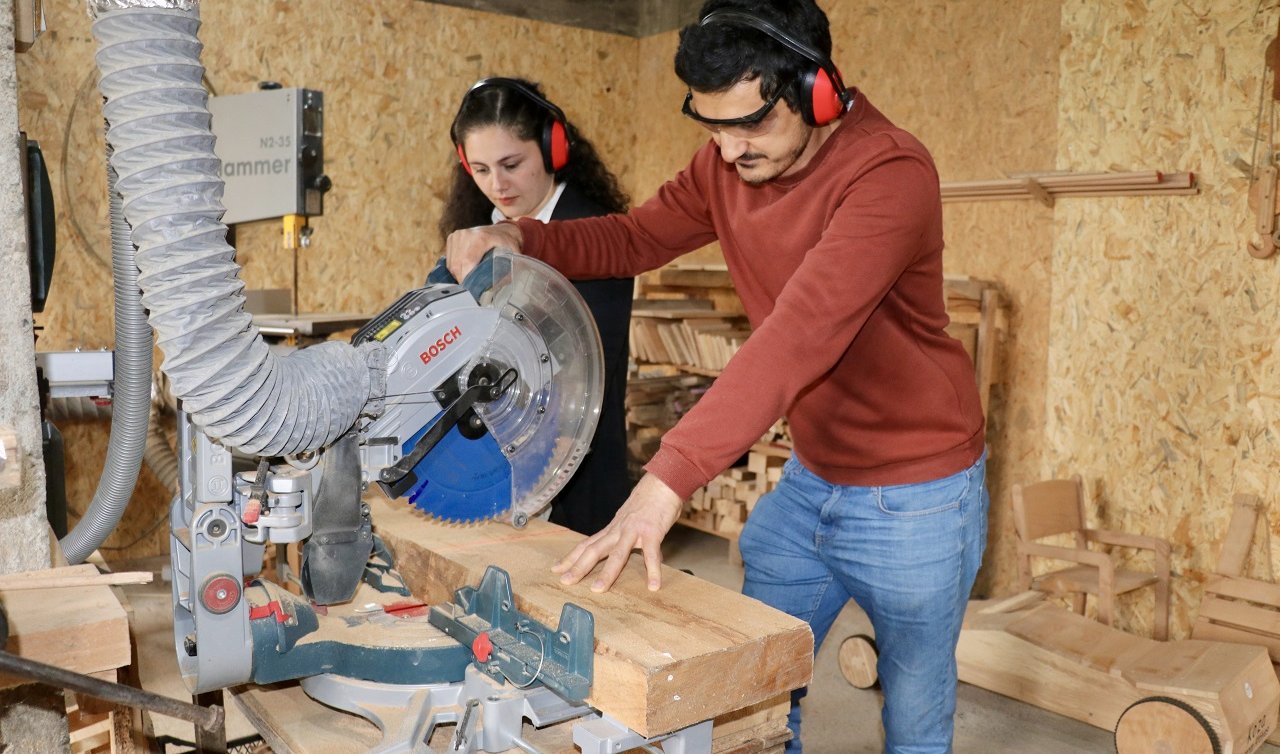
[[445, 222, 525, 282], [551, 473, 684, 593]]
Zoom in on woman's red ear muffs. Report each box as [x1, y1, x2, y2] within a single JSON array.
[[456, 143, 473, 176], [545, 119, 570, 173], [453, 78, 574, 176]]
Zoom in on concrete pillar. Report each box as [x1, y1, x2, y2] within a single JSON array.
[[0, 0, 50, 573], [0, 0, 66, 750]]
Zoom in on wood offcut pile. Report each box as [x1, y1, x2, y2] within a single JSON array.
[[683, 437, 791, 546], [625, 368, 713, 478], [626, 265, 742, 478], [629, 265, 748, 371]]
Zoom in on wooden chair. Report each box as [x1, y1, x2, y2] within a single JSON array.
[[1012, 476, 1171, 640]]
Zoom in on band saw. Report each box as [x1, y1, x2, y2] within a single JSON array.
[[169, 251, 707, 753]]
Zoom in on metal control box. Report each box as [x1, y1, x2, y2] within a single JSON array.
[[209, 88, 328, 224]]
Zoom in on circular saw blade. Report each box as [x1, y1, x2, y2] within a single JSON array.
[[465, 250, 604, 525]]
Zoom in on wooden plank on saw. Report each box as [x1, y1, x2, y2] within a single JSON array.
[[369, 497, 813, 738]]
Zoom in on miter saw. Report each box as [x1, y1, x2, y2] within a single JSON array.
[[168, 251, 711, 753]]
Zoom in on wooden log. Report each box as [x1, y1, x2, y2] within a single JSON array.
[[370, 498, 813, 738], [0, 564, 132, 689]]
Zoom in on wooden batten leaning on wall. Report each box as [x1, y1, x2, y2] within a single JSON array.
[[941, 170, 1197, 207]]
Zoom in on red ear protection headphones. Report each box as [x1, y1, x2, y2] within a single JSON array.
[[698, 9, 851, 127], [451, 78, 571, 176]]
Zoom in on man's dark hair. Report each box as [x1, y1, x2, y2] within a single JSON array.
[[674, 0, 834, 115]]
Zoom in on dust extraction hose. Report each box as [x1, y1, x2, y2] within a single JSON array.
[[89, 5, 385, 459]]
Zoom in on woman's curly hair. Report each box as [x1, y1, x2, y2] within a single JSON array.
[[438, 78, 629, 242]]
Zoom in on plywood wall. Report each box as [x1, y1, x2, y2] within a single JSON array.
[[824, 1, 1061, 597], [633, 29, 724, 265], [15, 0, 638, 559], [1050, 0, 1280, 637]]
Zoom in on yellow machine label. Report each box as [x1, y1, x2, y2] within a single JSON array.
[[374, 319, 403, 342]]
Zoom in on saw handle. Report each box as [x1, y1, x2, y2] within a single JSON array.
[[426, 249, 497, 301]]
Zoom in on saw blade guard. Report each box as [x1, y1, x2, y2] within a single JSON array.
[[464, 250, 603, 524]]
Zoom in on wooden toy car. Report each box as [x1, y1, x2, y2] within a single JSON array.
[[839, 592, 1279, 754]]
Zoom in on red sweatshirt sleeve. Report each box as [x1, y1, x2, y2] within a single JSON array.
[[517, 145, 721, 278], [646, 145, 943, 499]]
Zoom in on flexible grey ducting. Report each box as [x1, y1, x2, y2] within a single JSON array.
[[143, 409, 181, 492], [89, 5, 385, 457], [59, 160, 153, 565]]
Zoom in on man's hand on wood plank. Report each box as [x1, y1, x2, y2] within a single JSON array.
[[551, 473, 683, 592]]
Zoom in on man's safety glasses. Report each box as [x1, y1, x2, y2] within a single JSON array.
[[681, 83, 789, 133]]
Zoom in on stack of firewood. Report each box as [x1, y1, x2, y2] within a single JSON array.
[[682, 444, 790, 540]]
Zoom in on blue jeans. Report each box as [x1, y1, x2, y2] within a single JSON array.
[[739, 451, 989, 754]]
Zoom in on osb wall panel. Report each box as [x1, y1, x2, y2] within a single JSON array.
[[827, 1, 1061, 596], [1050, 0, 1280, 638], [634, 30, 724, 265], [16, 0, 638, 560]]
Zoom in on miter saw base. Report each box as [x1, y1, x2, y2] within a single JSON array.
[[302, 667, 715, 754], [302, 666, 590, 754]]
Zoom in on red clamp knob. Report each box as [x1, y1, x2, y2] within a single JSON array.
[[472, 631, 493, 663]]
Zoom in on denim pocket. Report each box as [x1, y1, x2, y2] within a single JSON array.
[[874, 465, 971, 518]]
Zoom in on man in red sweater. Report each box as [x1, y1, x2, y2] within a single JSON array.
[[446, 1, 988, 751]]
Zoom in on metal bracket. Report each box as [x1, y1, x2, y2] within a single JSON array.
[[429, 566, 593, 704]]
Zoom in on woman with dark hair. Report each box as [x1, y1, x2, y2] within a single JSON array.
[[434, 77, 634, 537]]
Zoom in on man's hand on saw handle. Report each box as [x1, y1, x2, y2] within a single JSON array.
[[445, 222, 525, 282], [552, 473, 683, 593]]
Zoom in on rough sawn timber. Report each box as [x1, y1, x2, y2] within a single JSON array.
[[370, 497, 813, 738]]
